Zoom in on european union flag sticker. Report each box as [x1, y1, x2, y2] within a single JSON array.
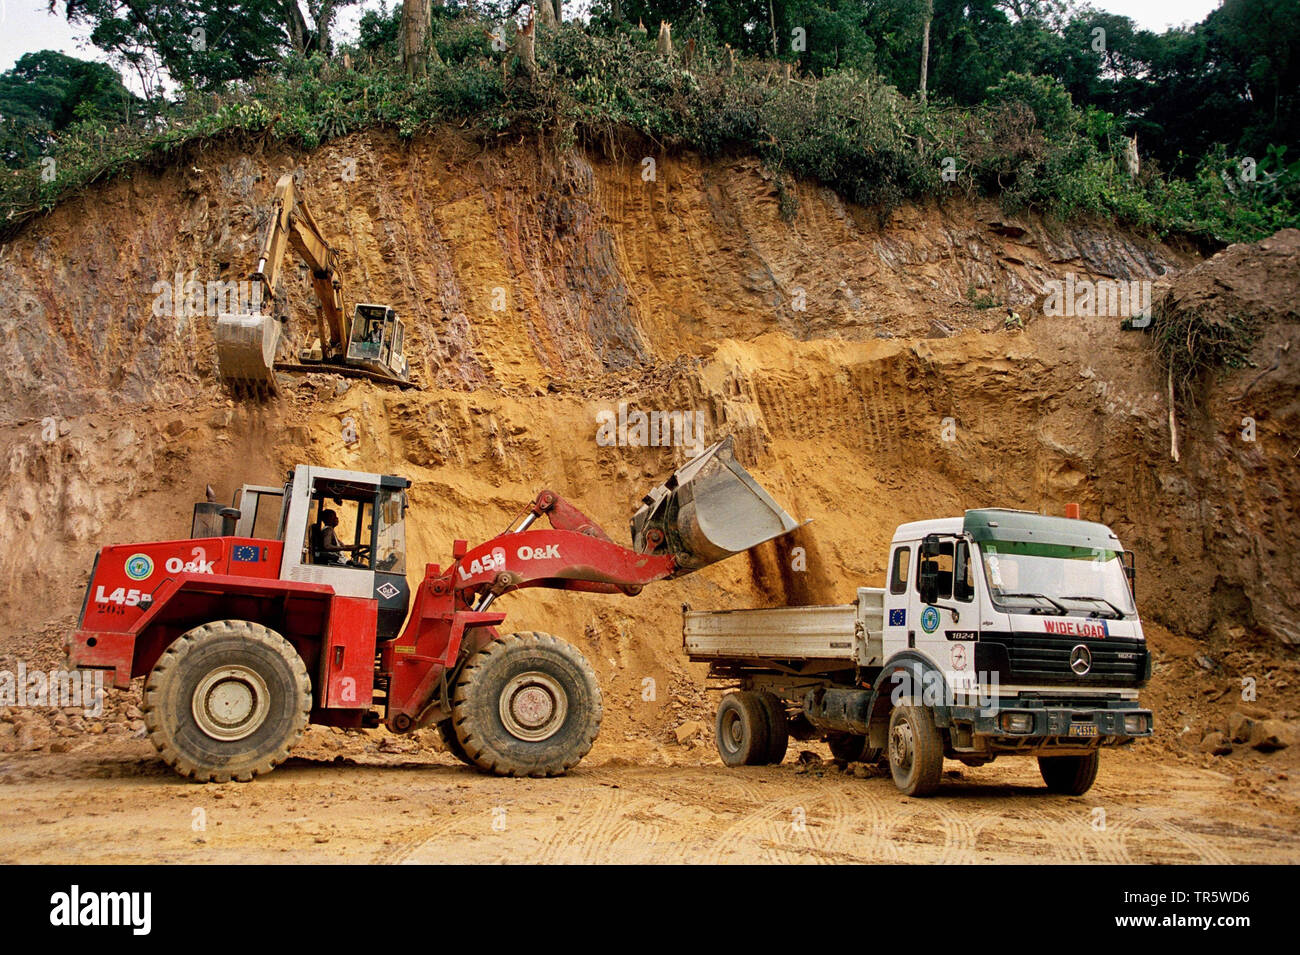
[[233, 545, 260, 562], [888, 608, 906, 627]]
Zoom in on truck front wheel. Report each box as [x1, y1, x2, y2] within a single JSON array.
[[1038, 752, 1100, 795], [887, 706, 944, 796], [143, 620, 312, 783], [451, 632, 602, 777], [715, 692, 770, 767]]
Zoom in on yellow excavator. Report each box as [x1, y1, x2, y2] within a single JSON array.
[[215, 173, 413, 395]]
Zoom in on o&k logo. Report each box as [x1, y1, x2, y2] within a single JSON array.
[[124, 554, 154, 581]]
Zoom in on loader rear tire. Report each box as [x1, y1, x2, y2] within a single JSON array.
[[715, 691, 770, 767], [437, 718, 474, 766], [1038, 752, 1100, 795], [757, 692, 789, 765], [143, 620, 311, 783], [451, 632, 602, 778]]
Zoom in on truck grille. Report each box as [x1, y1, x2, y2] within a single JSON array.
[[974, 632, 1148, 687]]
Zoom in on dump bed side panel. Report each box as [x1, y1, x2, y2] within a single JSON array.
[[684, 604, 859, 661]]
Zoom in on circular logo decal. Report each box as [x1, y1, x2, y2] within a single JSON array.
[[1070, 644, 1093, 675], [125, 553, 154, 581], [950, 644, 967, 670], [921, 606, 940, 634]]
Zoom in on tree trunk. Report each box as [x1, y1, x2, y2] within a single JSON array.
[[552, 0, 562, 24], [768, 0, 778, 57], [402, 0, 434, 78], [919, 0, 932, 104]]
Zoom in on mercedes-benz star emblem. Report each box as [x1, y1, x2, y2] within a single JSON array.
[[1070, 644, 1092, 675]]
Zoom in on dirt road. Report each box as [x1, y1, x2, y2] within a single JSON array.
[[2, 737, 1296, 864]]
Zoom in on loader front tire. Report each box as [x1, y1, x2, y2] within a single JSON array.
[[451, 632, 602, 777], [143, 620, 311, 783]]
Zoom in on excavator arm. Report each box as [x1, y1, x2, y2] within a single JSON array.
[[249, 174, 349, 358]]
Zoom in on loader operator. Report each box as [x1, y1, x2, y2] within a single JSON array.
[[313, 509, 364, 565]]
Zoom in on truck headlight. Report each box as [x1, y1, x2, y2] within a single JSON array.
[[1123, 714, 1148, 734], [998, 712, 1033, 733]]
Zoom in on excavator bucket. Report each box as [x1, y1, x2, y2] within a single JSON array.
[[631, 436, 800, 576], [215, 312, 282, 396]]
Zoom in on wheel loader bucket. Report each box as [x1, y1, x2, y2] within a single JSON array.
[[631, 436, 800, 576], [215, 312, 282, 396]]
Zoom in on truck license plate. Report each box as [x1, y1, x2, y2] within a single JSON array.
[[1068, 723, 1098, 737]]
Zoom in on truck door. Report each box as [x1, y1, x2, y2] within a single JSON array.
[[915, 539, 979, 695], [883, 543, 913, 657]]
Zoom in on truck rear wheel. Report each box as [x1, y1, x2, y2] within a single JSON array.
[[757, 692, 789, 765], [1038, 752, 1100, 795], [715, 691, 771, 766], [451, 632, 602, 777], [142, 620, 311, 783], [827, 732, 885, 765], [887, 705, 944, 796]]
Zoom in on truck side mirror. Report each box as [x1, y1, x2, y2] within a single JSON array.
[[1122, 551, 1136, 599], [919, 559, 939, 605]]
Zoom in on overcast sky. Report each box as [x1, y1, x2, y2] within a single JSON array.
[[1, 1, 1227, 79]]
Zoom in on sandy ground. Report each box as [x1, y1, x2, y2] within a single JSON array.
[[2, 738, 1296, 864]]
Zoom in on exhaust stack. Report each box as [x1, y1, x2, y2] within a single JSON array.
[[631, 436, 801, 577]]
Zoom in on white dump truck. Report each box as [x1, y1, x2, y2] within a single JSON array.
[[685, 508, 1153, 796]]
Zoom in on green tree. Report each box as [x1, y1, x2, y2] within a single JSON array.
[[0, 50, 138, 166]]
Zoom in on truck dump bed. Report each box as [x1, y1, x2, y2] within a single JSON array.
[[684, 589, 885, 667]]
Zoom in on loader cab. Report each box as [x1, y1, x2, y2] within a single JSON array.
[[280, 465, 412, 640], [346, 304, 408, 382]]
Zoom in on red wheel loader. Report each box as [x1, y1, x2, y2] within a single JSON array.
[[65, 438, 799, 782]]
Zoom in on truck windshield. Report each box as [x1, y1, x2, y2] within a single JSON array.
[[980, 541, 1135, 618]]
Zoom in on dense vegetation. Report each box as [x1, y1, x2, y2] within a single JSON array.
[[0, 0, 1295, 244]]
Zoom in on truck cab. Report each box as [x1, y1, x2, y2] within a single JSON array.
[[887, 508, 1148, 706]]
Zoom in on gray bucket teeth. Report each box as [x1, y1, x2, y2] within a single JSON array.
[[630, 435, 800, 576]]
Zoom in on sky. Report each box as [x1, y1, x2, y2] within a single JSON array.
[[0, 0, 1228, 81]]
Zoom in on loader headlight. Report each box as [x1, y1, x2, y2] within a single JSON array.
[[1123, 714, 1148, 734], [998, 712, 1034, 734]]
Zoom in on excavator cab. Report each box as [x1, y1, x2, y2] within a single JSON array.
[[345, 304, 408, 381]]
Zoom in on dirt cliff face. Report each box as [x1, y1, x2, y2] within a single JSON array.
[[0, 129, 1295, 744]]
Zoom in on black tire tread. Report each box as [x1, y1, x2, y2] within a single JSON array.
[[451, 631, 603, 778], [1038, 751, 1101, 795], [142, 619, 311, 784], [888, 705, 945, 797]]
